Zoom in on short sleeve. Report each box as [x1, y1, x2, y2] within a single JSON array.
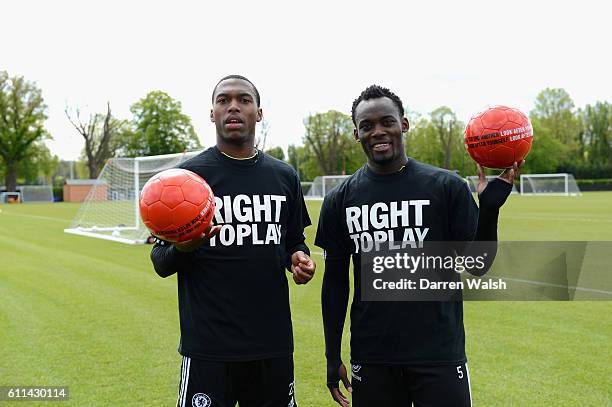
[[315, 192, 351, 257], [449, 177, 479, 241], [285, 173, 312, 250]]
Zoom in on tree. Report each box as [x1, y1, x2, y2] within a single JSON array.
[[122, 91, 201, 157], [0, 141, 57, 186], [580, 102, 611, 166], [18, 142, 58, 184], [531, 88, 580, 147], [521, 119, 569, 174], [344, 138, 367, 174], [430, 106, 459, 170], [303, 110, 355, 175], [66, 102, 125, 178], [0, 71, 49, 191], [406, 117, 443, 166], [287, 144, 319, 181], [265, 146, 285, 161]]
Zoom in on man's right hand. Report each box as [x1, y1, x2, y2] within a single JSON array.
[[173, 224, 222, 252], [328, 363, 352, 407]]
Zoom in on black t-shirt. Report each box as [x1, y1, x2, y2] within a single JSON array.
[[315, 159, 478, 365], [151, 146, 311, 361]]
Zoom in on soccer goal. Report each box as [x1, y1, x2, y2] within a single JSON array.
[[300, 181, 313, 196], [304, 175, 350, 199], [520, 173, 581, 196], [0, 191, 21, 204], [64, 150, 203, 244], [20, 185, 54, 202], [466, 176, 518, 194], [0, 185, 53, 203]]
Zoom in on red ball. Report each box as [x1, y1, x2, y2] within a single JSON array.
[[139, 169, 215, 242], [464, 105, 533, 168]]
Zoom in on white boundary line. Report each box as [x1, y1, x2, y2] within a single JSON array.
[[497, 276, 612, 296], [64, 228, 145, 245], [503, 215, 612, 223], [0, 211, 70, 223]]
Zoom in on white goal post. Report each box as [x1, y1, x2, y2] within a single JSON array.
[[304, 175, 350, 199], [64, 150, 203, 244], [0, 185, 53, 203], [520, 173, 581, 196], [465, 176, 518, 194], [0, 191, 21, 204], [20, 185, 54, 202]]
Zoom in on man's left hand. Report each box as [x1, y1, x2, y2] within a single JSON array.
[[477, 160, 525, 195], [291, 251, 316, 285]]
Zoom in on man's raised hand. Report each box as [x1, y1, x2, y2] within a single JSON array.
[[174, 224, 222, 252], [476, 160, 525, 195]]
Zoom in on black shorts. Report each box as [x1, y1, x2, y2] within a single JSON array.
[[350, 362, 472, 407], [176, 355, 297, 407]]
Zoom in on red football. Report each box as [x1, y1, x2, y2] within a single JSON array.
[[464, 105, 533, 168], [139, 168, 215, 242]]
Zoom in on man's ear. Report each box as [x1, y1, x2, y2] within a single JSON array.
[[210, 109, 214, 123], [402, 117, 410, 133], [257, 108, 263, 122], [354, 128, 360, 142]]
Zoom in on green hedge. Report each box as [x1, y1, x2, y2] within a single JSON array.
[[575, 178, 612, 191], [53, 186, 63, 201], [557, 163, 612, 179]]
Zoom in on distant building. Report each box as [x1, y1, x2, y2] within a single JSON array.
[[63, 179, 108, 202]]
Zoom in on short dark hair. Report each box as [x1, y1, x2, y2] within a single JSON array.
[[351, 85, 404, 125], [212, 75, 260, 106]]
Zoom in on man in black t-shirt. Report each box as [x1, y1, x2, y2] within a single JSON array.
[[316, 85, 522, 407], [151, 75, 315, 407]]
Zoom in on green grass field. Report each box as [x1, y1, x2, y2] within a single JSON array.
[[1, 193, 611, 406]]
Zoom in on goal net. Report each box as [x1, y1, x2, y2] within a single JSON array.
[[0, 185, 53, 203], [0, 192, 21, 204], [304, 175, 350, 199], [466, 176, 518, 194], [520, 173, 581, 196], [64, 150, 203, 244], [20, 185, 54, 202], [300, 181, 313, 196]]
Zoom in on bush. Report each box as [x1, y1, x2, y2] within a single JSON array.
[[53, 186, 63, 201], [557, 162, 612, 179], [575, 178, 612, 191]]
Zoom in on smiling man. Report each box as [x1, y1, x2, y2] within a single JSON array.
[[316, 85, 521, 407], [150, 75, 315, 407]]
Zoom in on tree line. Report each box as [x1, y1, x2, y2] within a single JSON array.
[[0, 71, 201, 190], [289, 89, 612, 181], [1, 70, 610, 192]]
